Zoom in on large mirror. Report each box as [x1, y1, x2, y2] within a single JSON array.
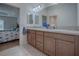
[[0, 4, 19, 31], [40, 3, 78, 30], [35, 14, 39, 24], [0, 16, 18, 30], [27, 3, 78, 30], [28, 14, 33, 24]]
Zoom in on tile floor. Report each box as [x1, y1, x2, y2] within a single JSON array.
[[0, 40, 46, 56]]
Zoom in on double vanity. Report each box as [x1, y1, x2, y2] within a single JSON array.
[[27, 28, 79, 56]]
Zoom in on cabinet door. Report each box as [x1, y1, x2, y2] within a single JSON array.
[[56, 40, 74, 56], [36, 36, 43, 51], [27, 32, 31, 44], [44, 37, 55, 56], [36, 42, 43, 52], [27, 14, 33, 24], [27, 30, 35, 47], [36, 31, 43, 52], [31, 33, 35, 47]]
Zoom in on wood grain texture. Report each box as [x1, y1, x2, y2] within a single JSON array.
[[27, 29, 79, 56], [27, 30, 36, 47], [36, 31, 44, 52], [56, 39, 74, 56], [54, 33, 74, 42], [75, 36, 79, 56], [44, 37, 55, 56]]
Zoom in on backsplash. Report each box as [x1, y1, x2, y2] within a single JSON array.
[[56, 26, 79, 31]]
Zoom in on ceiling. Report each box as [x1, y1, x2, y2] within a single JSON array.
[[6, 3, 24, 8], [6, 3, 58, 13], [7, 3, 57, 8]]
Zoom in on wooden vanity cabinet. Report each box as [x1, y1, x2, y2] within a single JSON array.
[[55, 34, 75, 56], [27, 29, 79, 56], [27, 30, 36, 47], [44, 37, 55, 55], [43, 32, 55, 56], [75, 36, 79, 56], [56, 39, 74, 56]]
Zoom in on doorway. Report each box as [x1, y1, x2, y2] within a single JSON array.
[[49, 16, 57, 27]]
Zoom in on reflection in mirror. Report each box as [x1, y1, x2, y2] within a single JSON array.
[[0, 20, 4, 30], [27, 3, 79, 31], [35, 15, 39, 24], [0, 4, 19, 31], [49, 16, 57, 28], [41, 3, 78, 30], [0, 16, 18, 30], [28, 14, 33, 24], [42, 15, 47, 24]]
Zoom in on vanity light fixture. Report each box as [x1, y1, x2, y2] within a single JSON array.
[[32, 5, 41, 12], [51, 3, 58, 5]]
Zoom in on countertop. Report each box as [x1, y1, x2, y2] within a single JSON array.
[[27, 27, 79, 36]]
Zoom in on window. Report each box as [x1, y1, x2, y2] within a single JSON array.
[[42, 15, 47, 24], [28, 14, 33, 24], [35, 15, 39, 24], [0, 20, 4, 30], [27, 14, 40, 26]]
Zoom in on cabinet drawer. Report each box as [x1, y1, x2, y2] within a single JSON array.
[[55, 34, 74, 42], [36, 31, 43, 36], [36, 42, 43, 51], [31, 38, 36, 46], [44, 32, 55, 38], [56, 40, 74, 56], [44, 37, 55, 55], [31, 34, 35, 39], [36, 35, 43, 43], [29, 30, 35, 34]]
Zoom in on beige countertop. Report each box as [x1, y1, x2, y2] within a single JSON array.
[[27, 27, 79, 36]]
